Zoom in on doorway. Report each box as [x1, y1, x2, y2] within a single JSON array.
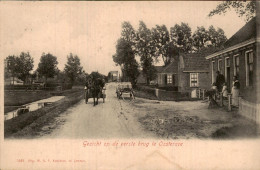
[[225, 57, 231, 92]]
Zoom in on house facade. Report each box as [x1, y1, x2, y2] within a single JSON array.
[[151, 53, 211, 93], [178, 53, 211, 93], [156, 62, 178, 88], [205, 17, 259, 124], [108, 71, 119, 82]]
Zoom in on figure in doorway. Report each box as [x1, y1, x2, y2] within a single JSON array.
[[215, 71, 225, 92]]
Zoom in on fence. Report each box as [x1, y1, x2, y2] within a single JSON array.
[[5, 83, 72, 91], [239, 98, 260, 125]]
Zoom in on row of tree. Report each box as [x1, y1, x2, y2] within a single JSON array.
[[5, 52, 85, 85], [113, 21, 227, 85], [112, 1, 256, 86]]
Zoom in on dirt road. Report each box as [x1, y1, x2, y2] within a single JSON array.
[[41, 83, 258, 139], [43, 83, 156, 139]]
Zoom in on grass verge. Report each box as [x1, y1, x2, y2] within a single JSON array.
[[4, 89, 84, 138]]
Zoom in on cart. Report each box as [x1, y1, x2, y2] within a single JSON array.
[[116, 82, 135, 100], [84, 86, 106, 104]]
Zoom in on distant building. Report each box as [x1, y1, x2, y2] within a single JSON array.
[[108, 71, 119, 82]]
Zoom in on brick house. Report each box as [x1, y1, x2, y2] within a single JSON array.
[[178, 53, 211, 93], [138, 53, 211, 93], [205, 17, 259, 124], [155, 61, 178, 88]]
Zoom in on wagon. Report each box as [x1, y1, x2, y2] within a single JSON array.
[[116, 82, 135, 100], [84, 86, 106, 104]]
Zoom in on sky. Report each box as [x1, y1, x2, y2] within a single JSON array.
[[0, 1, 246, 75]]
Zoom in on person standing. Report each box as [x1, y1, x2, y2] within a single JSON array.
[[222, 82, 228, 99], [231, 76, 240, 107], [216, 71, 225, 92]]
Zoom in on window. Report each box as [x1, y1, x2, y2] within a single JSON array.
[[190, 73, 198, 87], [233, 55, 239, 77], [218, 59, 223, 74], [167, 75, 172, 84], [245, 50, 254, 86]]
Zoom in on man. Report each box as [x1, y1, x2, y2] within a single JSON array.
[[215, 71, 225, 92]]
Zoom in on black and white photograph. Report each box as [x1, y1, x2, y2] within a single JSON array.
[[0, 1, 260, 169]]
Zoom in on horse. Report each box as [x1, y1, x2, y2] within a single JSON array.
[[86, 77, 105, 106]]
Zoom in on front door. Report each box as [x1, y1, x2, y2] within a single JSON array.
[[225, 57, 231, 92], [164, 74, 167, 85], [226, 67, 230, 92]]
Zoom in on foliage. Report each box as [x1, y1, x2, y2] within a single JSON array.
[[121, 21, 136, 50], [113, 38, 140, 85], [64, 53, 83, 84], [170, 23, 192, 53], [5, 55, 17, 80], [208, 1, 256, 22], [5, 53, 34, 84], [37, 53, 58, 82], [192, 25, 227, 51], [136, 21, 157, 84], [113, 22, 140, 86], [152, 25, 174, 65], [192, 26, 208, 51], [15, 52, 34, 83]]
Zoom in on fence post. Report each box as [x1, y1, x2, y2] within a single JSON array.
[[228, 93, 232, 111], [202, 89, 205, 100], [219, 92, 223, 107], [198, 89, 201, 99]]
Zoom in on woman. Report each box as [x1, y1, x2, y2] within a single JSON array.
[[231, 76, 240, 107]]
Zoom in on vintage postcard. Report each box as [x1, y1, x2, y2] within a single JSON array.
[[0, 1, 260, 169]]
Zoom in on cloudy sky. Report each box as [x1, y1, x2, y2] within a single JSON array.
[[0, 1, 246, 75]]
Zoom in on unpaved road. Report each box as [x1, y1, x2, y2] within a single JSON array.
[[41, 83, 258, 139], [42, 83, 156, 139]]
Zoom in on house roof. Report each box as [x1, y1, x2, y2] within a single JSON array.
[[155, 66, 164, 73], [181, 53, 209, 72], [224, 17, 256, 49], [157, 61, 178, 74], [205, 17, 256, 59]]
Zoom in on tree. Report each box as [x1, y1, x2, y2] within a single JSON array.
[[5, 55, 18, 84], [16, 52, 34, 84], [113, 21, 140, 86], [113, 38, 140, 85], [207, 25, 227, 47], [136, 21, 157, 84], [121, 21, 136, 48], [37, 53, 58, 83], [152, 25, 173, 65], [192, 26, 209, 51], [170, 23, 193, 53], [208, 1, 256, 22], [64, 53, 83, 85]]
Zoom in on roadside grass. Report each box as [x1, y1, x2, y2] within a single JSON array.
[[4, 88, 84, 138], [4, 91, 52, 113], [4, 87, 84, 113]]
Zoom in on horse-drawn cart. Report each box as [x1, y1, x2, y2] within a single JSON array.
[[116, 82, 135, 100], [84, 86, 106, 104]]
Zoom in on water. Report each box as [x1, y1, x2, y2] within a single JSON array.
[[4, 96, 65, 121]]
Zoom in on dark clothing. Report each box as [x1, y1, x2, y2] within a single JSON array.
[[216, 74, 225, 92]]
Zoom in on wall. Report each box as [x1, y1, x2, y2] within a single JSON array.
[[239, 98, 260, 125], [208, 44, 257, 103], [178, 71, 211, 92]]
